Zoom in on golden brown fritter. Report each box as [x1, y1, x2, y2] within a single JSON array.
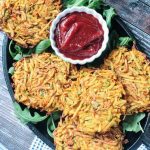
[[12, 53, 76, 113], [60, 68, 127, 134], [12, 53, 126, 134], [0, 0, 61, 48], [102, 47, 150, 114], [54, 118, 124, 150]]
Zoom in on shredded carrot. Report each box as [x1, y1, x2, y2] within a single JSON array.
[[102, 46, 150, 114], [0, 0, 62, 48], [54, 118, 124, 150], [60, 68, 126, 134], [12, 53, 76, 113]]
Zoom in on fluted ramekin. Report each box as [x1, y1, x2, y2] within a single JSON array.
[[50, 6, 109, 65]]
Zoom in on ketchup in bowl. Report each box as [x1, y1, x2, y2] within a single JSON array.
[[54, 12, 104, 60]]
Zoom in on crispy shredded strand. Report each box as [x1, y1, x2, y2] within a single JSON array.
[[12, 53, 76, 113], [0, 0, 62, 47], [60, 68, 126, 134], [54, 118, 124, 150], [102, 47, 150, 114]]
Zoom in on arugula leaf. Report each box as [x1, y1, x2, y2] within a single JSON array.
[[107, 30, 119, 51], [88, 0, 103, 9], [35, 39, 51, 54], [117, 37, 133, 47], [13, 54, 23, 61], [47, 111, 61, 138], [13, 102, 48, 124], [63, 0, 103, 10], [122, 113, 145, 133], [9, 40, 18, 58], [27, 48, 35, 55], [103, 7, 116, 28], [63, 0, 88, 8], [47, 116, 55, 138], [52, 111, 62, 120], [9, 40, 24, 60], [14, 45, 22, 53], [8, 67, 14, 75]]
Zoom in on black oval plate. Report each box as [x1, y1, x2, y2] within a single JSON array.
[[2, 17, 150, 150]]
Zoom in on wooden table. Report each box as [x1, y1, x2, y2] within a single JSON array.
[[0, 0, 150, 150], [106, 0, 150, 56]]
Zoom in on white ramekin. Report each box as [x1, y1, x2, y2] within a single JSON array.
[[50, 6, 109, 65]]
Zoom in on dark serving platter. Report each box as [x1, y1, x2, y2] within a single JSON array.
[[2, 17, 150, 150]]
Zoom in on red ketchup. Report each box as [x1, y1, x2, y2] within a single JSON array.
[[54, 12, 104, 60]]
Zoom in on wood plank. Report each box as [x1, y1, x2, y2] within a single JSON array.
[[0, 43, 36, 150], [140, 0, 150, 6], [123, 20, 150, 56], [106, 0, 150, 34]]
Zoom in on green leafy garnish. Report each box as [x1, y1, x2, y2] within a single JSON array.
[[35, 39, 51, 54], [13, 102, 48, 124], [13, 54, 23, 61], [47, 111, 61, 138], [9, 39, 51, 60], [122, 113, 145, 133], [8, 67, 15, 75], [107, 30, 119, 51], [63, 0, 88, 8], [14, 45, 22, 54], [52, 111, 62, 120], [9, 40, 18, 58], [117, 37, 133, 47], [63, 0, 103, 10], [103, 7, 116, 28], [63, 0, 116, 28], [88, 0, 103, 9], [9, 40, 24, 60]]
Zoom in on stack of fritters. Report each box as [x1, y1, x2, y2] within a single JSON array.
[[60, 68, 126, 134], [12, 53, 76, 113], [102, 47, 150, 114], [0, 0, 61, 47], [13, 52, 126, 134], [12, 47, 150, 150], [2, 0, 150, 148], [54, 118, 124, 150]]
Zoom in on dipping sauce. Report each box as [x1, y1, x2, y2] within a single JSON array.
[[54, 12, 104, 60]]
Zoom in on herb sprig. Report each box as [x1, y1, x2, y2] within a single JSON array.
[[47, 111, 61, 138], [123, 113, 145, 133], [13, 102, 48, 124]]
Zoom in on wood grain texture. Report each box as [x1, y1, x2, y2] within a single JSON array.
[[0, 32, 35, 150], [123, 20, 150, 56], [106, 0, 150, 34], [140, 0, 150, 6]]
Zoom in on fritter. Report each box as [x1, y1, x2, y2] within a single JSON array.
[[12, 53, 76, 113], [0, 0, 61, 48], [102, 47, 150, 114], [54, 118, 124, 150], [60, 68, 127, 134]]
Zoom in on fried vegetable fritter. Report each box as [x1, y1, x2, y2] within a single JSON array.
[[12, 53, 76, 113], [0, 0, 61, 48], [54, 118, 124, 150], [102, 47, 150, 114], [60, 68, 127, 134], [12, 53, 126, 134]]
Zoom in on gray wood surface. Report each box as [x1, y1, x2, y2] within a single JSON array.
[[140, 0, 150, 6], [106, 0, 150, 55], [0, 0, 150, 150], [106, 0, 150, 34], [0, 32, 35, 150]]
